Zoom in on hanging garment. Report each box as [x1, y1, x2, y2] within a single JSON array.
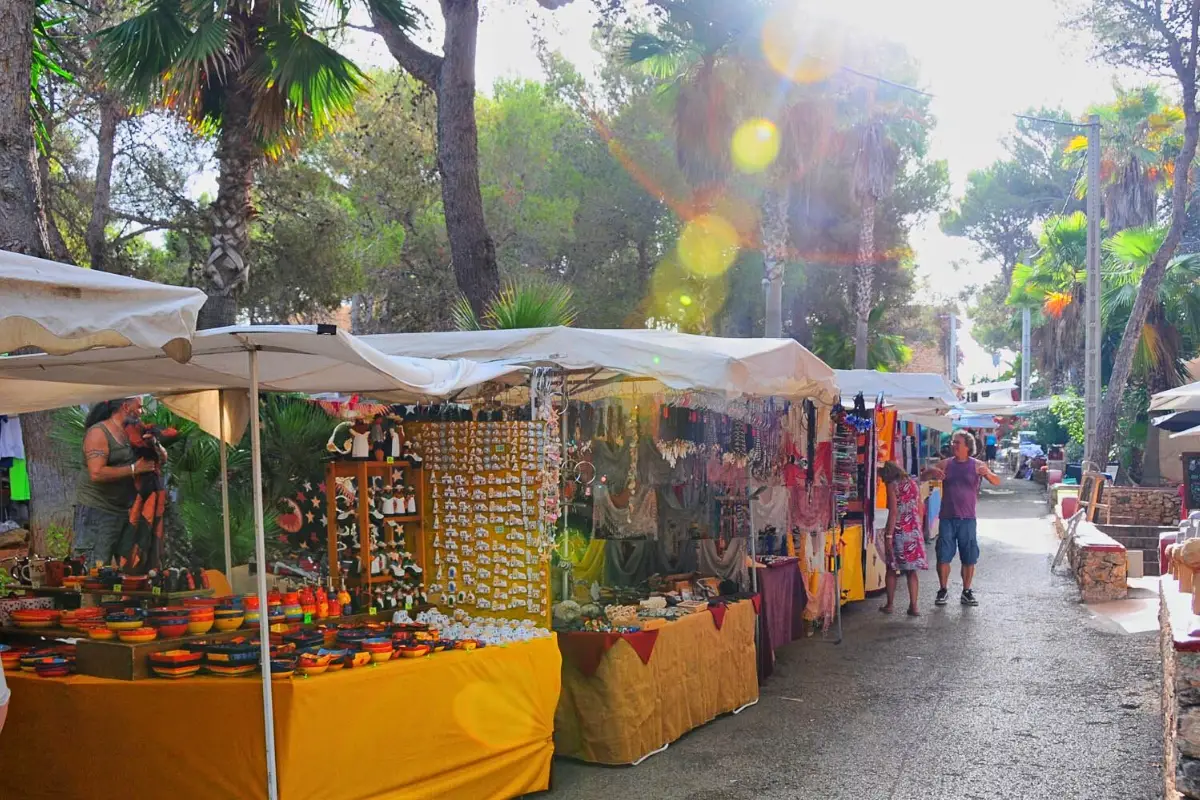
[[628, 484, 659, 538], [591, 438, 633, 493], [603, 539, 657, 586], [0, 417, 24, 460], [592, 484, 633, 537], [8, 459, 29, 502], [653, 536, 699, 574], [750, 484, 790, 535], [696, 536, 749, 589]]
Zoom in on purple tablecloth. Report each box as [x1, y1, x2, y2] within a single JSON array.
[[756, 557, 806, 678]]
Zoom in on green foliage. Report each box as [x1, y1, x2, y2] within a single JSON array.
[[98, 0, 416, 152], [811, 307, 912, 371], [1049, 390, 1086, 447], [32, 0, 75, 152], [454, 278, 577, 331], [1025, 408, 1071, 450]]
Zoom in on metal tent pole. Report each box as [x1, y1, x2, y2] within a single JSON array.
[[247, 349, 279, 800], [219, 389, 232, 582]]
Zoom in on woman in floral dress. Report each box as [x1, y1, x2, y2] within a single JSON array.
[[879, 461, 928, 616]]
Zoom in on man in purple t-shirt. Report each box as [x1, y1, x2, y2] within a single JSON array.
[[920, 431, 1000, 606]]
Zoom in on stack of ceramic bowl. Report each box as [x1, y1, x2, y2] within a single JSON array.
[[270, 657, 296, 680], [361, 638, 393, 663], [213, 606, 245, 632], [282, 630, 323, 651], [147, 607, 190, 639], [148, 650, 202, 679], [187, 607, 215, 635], [318, 648, 349, 671], [59, 608, 103, 630], [267, 600, 285, 625], [0, 645, 21, 671], [19, 648, 58, 672], [204, 641, 258, 676], [119, 627, 157, 644], [296, 652, 332, 676], [397, 643, 430, 659], [33, 656, 70, 677], [105, 612, 143, 632], [11, 609, 61, 629], [336, 629, 371, 650]]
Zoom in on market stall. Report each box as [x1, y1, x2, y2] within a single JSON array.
[[364, 328, 841, 745], [0, 325, 561, 800]]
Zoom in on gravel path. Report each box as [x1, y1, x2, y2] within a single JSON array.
[[545, 477, 1164, 800]]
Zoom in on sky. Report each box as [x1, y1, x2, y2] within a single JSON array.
[[345, 0, 1146, 378]]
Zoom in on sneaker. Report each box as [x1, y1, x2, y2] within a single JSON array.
[[935, 588, 949, 606], [961, 589, 979, 606]]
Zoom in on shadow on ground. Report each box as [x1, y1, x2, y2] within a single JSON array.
[[543, 478, 1163, 800]]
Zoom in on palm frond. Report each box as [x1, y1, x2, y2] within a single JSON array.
[[452, 296, 482, 331], [623, 31, 695, 80], [364, 0, 422, 30], [98, 0, 193, 102], [484, 279, 577, 330], [247, 23, 366, 147]]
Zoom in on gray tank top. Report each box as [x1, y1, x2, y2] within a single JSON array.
[[76, 424, 136, 514]]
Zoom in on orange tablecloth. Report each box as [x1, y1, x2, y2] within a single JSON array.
[[0, 635, 560, 800], [554, 600, 758, 764]]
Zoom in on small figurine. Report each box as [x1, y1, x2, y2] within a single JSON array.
[[349, 419, 371, 459], [387, 419, 404, 459], [406, 487, 417, 515], [370, 415, 387, 461]]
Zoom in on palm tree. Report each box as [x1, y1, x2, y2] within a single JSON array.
[[1102, 226, 1200, 391], [1066, 85, 1183, 232], [1006, 212, 1089, 390], [812, 307, 911, 371], [452, 278, 577, 330], [98, 0, 418, 329], [851, 115, 898, 368]]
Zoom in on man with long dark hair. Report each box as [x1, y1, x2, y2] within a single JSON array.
[[73, 398, 155, 566]]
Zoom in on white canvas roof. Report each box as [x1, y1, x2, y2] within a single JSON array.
[[361, 327, 837, 404], [1151, 381, 1200, 412], [0, 251, 205, 362], [0, 325, 523, 440], [831, 370, 958, 415]]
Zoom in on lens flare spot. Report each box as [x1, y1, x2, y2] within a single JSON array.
[[761, 13, 838, 84], [677, 214, 740, 277], [731, 118, 780, 174], [679, 294, 693, 307]]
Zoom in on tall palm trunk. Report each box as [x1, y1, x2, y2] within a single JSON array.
[[853, 195, 877, 369], [0, 0, 50, 257], [761, 185, 789, 338], [196, 86, 259, 330]]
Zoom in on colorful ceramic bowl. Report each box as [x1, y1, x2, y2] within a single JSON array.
[[105, 618, 144, 632], [20, 650, 56, 672], [155, 622, 188, 639], [119, 628, 158, 644], [350, 651, 371, 668], [399, 645, 430, 659], [213, 616, 245, 632], [88, 627, 116, 641], [206, 663, 256, 677], [186, 619, 214, 636], [34, 657, 70, 677], [151, 664, 201, 679]]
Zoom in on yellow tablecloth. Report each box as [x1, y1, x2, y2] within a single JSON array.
[[554, 600, 757, 764], [0, 635, 560, 800]]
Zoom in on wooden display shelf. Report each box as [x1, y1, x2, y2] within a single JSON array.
[[326, 459, 418, 478], [381, 514, 421, 522]]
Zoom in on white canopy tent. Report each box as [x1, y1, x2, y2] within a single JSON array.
[[0, 325, 523, 444], [1152, 381, 1200, 413], [0, 251, 206, 362], [0, 325, 524, 800], [830, 371, 958, 433], [362, 326, 839, 405]]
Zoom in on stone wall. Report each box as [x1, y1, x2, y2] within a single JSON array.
[[1104, 486, 1182, 526], [1160, 578, 1200, 798], [1067, 521, 1128, 603]]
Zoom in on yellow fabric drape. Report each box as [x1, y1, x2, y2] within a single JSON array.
[[554, 600, 757, 764], [838, 523, 866, 604], [0, 636, 561, 800], [572, 537, 606, 586]]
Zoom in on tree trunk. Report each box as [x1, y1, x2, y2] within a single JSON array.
[[86, 96, 121, 272], [39, 151, 73, 263], [853, 196, 877, 369], [436, 0, 500, 317], [195, 88, 258, 330], [761, 185, 788, 338], [21, 411, 75, 554], [0, 0, 50, 258], [1094, 77, 1200, 463]]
